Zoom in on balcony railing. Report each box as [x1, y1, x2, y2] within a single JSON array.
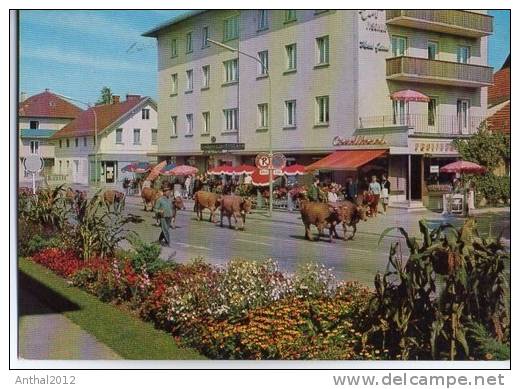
[[358, 114, 487, 136], [386, 10, 493, 37], [386, 56, 493, 87]]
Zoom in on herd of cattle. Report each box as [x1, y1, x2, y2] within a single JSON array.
[[61, 185, 369, 243]]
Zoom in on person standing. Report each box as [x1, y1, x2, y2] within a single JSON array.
[[307, 177, 323, 202], [345, 177, 358, 203], [380, 174, 391, 215], [368, 175, 382, 217], [327, 186, 338, 203], [154, 187, 174, 246]]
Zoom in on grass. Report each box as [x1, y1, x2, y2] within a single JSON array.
[[18, 258, 206, 360]]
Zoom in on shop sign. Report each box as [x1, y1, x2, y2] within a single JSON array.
[[430, 165, 440, 174], [413, 142, 457, 154], [359, 41, 389, 52], [201, 143, 245, 153], [333, 135, 387, 146]]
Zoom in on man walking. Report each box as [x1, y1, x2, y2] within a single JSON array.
[[154, 187, 174, 246]]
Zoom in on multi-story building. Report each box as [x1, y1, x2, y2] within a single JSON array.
[[144, 10, 492, 207], [51, 94, 158, 185], [18, 89, 83, 181]]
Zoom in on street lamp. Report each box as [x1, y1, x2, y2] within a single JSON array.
[[207, 38, 274, 217], [53, 93, 99, 186]]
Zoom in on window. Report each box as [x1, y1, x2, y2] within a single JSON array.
[[116, 128, 123, 144], [202, 65, 210, 88], [30, 140, 39, 154], [457, 46, 470, 64], [316, 35, 330, 64], [171, 73, 178, 94], [186, 69, 193, 91], [186, 32, 193, 53], [202, 112, 210, 133], [83, 137, 87, 147], [66, 160, 70, 170], [285, 100, 296, 126], [223, 108, 239, 131], [257, 10, 268, 30], [285, 44, 297, 70], [258, 103, 268, 128], [427, 41, 439, 60], [133, 129, 141, 145], [59, 139, 62, 148], [151, 129, 158, 145], [93, 136, 96, 145], [391, 35, 407, 56], [66, 139, 70, 147], [315, 96, 329, 125], [186, 114, 194, 135], [457, 99, 470, 132], [74, 160, 79, 173], [75, 137, 79, 147], [171, 116, 178, 136], [224, 59, 239, 82], [284, 10, 297, 22], [392, 100, 408, 125], [428, 98, 438, 126], [223, 15, 239, 41], [202, 26, 209, 48], [170, 38, 177, 57], [142, 108, 150, 120], [58, 160, 62, 174], [29, 120, 39, 129], [257, 50, 269, 75]]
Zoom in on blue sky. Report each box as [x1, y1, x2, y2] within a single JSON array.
[[19, 10, 510, 104]]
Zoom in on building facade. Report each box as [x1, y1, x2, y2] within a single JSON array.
[[144, 10, 492, 207], [51, 95, 158, 185], [18, 89, 83, 181]]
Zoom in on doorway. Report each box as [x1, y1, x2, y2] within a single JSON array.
[[105, 161, 115, 183], [410, 155, 422, 200]]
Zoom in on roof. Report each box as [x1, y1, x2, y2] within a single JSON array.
[[51, 96, 155, 139], [142, 10, 205, 37], [20, 129, 57, 139], [487, 102, 510, 134], [488, 66, 510, 107], [18, 90, 83, 119], [305, 150, 388, 171]]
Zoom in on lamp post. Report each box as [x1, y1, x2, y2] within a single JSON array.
[[207, 38, 273, 217], [53, 93, 99, 186]]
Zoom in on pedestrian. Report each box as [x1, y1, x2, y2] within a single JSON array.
[[345, 177, 358, 203], [368, 175, 382, 216], [184, 175, 192, 199], [154, 187, 174, 246], [327, 185, 338, 203], [380, 174, 390, 215]]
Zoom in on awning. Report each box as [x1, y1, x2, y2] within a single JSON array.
[[305, 149, 388, 172]]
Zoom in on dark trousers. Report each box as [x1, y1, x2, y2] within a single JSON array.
[[159, 217, 172, 245]]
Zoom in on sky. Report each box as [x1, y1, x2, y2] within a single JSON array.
[[19, 10, 510, 104]]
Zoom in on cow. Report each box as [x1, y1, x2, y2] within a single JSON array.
[[193, 190, 221, 222], [362, 191, 380, 217], [103, 189, 126, 212], [333, 201, 368, 240], [219, 195, 252, 230], [299, 200, 349, 242], [141, 187, 162, 212], [169, 196, 185, 228]]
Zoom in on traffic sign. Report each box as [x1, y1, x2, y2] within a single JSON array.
[[273, 169, 283, 175], [24, 155, 44, 173], [259, 169, 269, 176], [255, 153, 271, 169], [271, 153, 287, 169]]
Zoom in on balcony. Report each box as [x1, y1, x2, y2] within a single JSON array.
[[386, 56, 493, 88], [358, 114, 487, 136], [386, 10, 493, 38]]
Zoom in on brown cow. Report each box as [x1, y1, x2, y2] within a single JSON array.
[[333, 201, 368, 240], [169, 196, 185, 228], [299, 200, 347, 242], [103, 189, 126, 212], [219, 195, 252, 230], [193, 190, 221, 222], [141, 187, 162, 211], [362, 191, 380, 217]]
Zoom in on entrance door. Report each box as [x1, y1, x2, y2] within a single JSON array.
[[105, 161, 115, 183], [410, 155, 422, 200]]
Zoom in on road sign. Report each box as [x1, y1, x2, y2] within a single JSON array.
[[255, 153, 271, 169], [273, 169, 283, 175], [24, 155, 44, 173], [271, 153, 287, 169], [259, 169, 269, 176]]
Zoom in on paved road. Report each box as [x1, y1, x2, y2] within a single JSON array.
[[122, 197, 510, 286]]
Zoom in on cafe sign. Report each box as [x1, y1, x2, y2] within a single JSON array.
[[333, 135, 387, 146], [412, 141, 457, 154], [201, 143, 245, 153]]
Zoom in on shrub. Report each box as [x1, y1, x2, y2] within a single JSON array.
[[293, 262, 336, 299], [473, 173, 510, 206], [129, 239, 172, 275]]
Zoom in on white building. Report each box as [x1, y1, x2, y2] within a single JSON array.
[[51, 95, 158, 185]]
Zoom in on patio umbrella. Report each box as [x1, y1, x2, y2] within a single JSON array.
[[390, 89, 430, 102], [146, 161, 167, 181], [440, 160, 486, 174], [122, 162, 151, 173], [159, 163, 177, 176], [282, 164, 307, 176], [250, 168, 281, 186], [171, 164, 198, 176], [233, 164, 256, 175]]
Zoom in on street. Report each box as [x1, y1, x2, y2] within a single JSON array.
[[121, 196, 510, 286]]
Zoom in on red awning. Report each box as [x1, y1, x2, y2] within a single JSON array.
[[305, 149, 388, 172]]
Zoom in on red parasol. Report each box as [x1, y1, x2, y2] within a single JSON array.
[[250, 168, 281, 186], [233, 164, 256, 175], [440, 160, 486, 174], [170, 164, 198, 176], [282, 164, 307, 176], [146, 161, 167, 181], [390, 90, 430, 102]]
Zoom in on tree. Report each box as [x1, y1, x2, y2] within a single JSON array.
[[96, 86, 113, 105]]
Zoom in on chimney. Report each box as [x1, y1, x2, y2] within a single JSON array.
[[20, 92, 27, 102], [126, 94, 141, 102], [112, 95, 120, 104]]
